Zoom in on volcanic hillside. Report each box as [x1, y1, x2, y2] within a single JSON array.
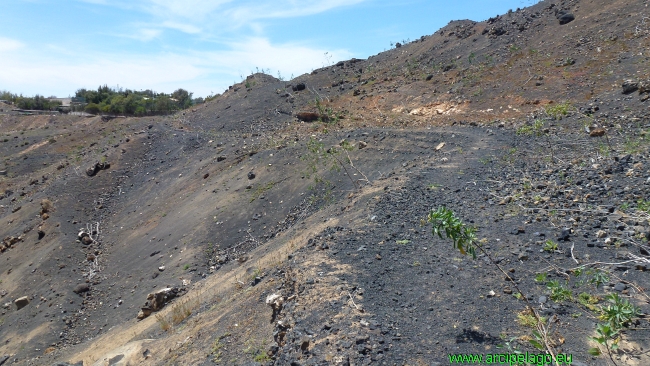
[[1, 0, 650, 365]]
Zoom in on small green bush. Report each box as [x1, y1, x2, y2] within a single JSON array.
[[428, 207, 477, 258], [545, 102, 572, 119]]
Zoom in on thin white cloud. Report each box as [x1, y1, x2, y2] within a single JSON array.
[[138, 28, 163, 41], [76, 0, 134, 8], [78, 0, 108, 4], [226, 0, 367, 24], [0, 37, 352, 97], [161, 21, 201, 34], [0, 37, 24, 52], [206, 37, 352, 75], [105, 27, 162, 42], [129, 0, 368, 29], [146, 0, 234, 20]]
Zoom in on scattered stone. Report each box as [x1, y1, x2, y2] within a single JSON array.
[[266, 293, 284, 320], [622, 80, 639, 94], [355, 335, 369, 344], [558, 228, 571, 241], [589, 128, 606, 137], [292, 83, 306, 92], [217, 155, 227, 162], [251, 276, 262, 286], [510, 227, 525, 235], [137, 287, 180, 319], [1, 236, 23, 252], [137, 308, 152, 320], [556, 57, 575, 67], [639, 80, 650, 94], [596, 230, 607, 238], [300, 336, 310, 351], [86, 161, 110, 177], [296, 112, 320, 122], [538, 296, 547, 304], [73, 284, 89, 294], [614, 282, 627, 292], [266, 345, 278, 357], [557, 12, 575, 25], [14, 296, 29, 310], [247, 171, 256, 180], [503, 287, 513, 294], [37, 230, 45, 240]]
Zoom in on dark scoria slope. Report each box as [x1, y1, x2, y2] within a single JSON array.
[[0, 0, 648, 364]]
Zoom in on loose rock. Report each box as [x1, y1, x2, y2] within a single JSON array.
[[14, 296, 29, 310], [73, 284, 90, 294], [557, 12, 575, 25], [622, 80, 639, 94]]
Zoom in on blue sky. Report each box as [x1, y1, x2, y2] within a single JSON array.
[[0, 0, 540, 98]]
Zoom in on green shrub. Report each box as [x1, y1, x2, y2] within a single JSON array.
[[547, 280, 572, 302], [600, 293, 640, 329], [428, 207, 477, 258], [85, 103, 101, 115], [545, 102, 572, 119]]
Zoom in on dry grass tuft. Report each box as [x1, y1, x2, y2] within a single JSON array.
[[155, 313, 171, 332], [155, 295, 202, 331]]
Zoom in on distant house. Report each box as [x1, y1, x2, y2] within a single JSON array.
[[47, 97, 72, 107], [48, 97, 86, 112]]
